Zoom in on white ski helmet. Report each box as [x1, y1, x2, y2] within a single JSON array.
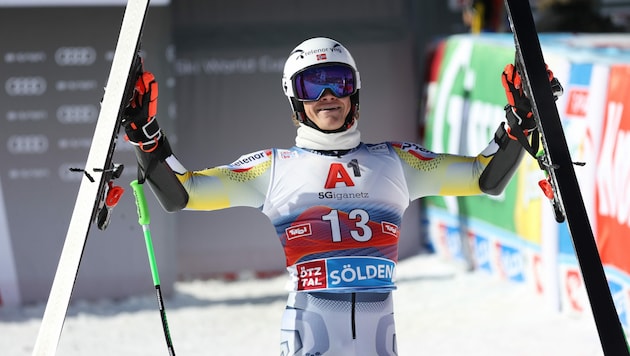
[[282, 37, 361, 132]]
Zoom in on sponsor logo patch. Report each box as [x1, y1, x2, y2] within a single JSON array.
[[285, 223, 312, 240], [229, 150, 270, 168], [295, 257, 396, 291], [381, 222, 399, 237], [297, 260, 327, 291]]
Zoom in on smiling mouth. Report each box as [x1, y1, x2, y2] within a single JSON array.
[[318, 106, 341, 112]]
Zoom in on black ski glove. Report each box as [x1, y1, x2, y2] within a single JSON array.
[[502, 63, 537, 135], [122, 71, 162, 152], [501, 63, 561, 138]]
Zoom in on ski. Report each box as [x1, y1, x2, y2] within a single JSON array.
[[503, 1, 628, 355], [32, 1, 150, 355]]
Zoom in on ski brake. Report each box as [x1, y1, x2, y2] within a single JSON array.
[[68, 53, 144, 230], [511, 58, 582, 224], [94, 163, 125, 230]]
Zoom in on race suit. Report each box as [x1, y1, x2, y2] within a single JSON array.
[[134, 122, 523, 355]]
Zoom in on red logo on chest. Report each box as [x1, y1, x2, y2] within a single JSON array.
[[324, 163, 355, 189], [286, 223, 312, 240]]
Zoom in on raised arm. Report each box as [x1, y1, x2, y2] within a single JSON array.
[[402, 63, 559, 199], [122, 70, 189, 212]]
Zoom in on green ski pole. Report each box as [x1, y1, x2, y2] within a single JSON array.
[[130, 180, 176, 356]]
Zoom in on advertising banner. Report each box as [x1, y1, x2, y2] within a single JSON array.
[[0, 6, 176, 306], [556, 61, 610, 315], [425, 33, 630, 328], [423, 34, 546, 292], [596, 64, 630, 275]]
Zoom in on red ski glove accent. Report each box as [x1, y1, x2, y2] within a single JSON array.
[[501, 63, 556, 139], [123, 71, 161, 152], [129, 71, 158, 119]]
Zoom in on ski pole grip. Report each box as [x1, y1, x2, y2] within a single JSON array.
[[130, 180, 151, 225]]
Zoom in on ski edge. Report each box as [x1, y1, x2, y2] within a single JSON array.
[[32, 1, 150, 355]]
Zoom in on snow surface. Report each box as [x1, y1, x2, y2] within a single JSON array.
[[1, 254, 604, 356]]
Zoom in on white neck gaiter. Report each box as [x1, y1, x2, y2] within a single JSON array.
[[295, 121, 361, 150]]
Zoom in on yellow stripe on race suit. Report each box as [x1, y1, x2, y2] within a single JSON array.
[[393, 146, 486, 197], [177, 158, 271, 210], [393, 146, 446, 172]]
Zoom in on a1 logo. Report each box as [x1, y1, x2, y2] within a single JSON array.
[[324, 163, 355, 189]]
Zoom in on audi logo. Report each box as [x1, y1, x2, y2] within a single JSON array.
[[5, 77, 47, 96], [7, 134, 49, 154], [55, 47, 96, 66], [57, 105, 98, 124]]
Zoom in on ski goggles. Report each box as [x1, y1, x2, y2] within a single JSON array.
[[292, 64, 357, 101]]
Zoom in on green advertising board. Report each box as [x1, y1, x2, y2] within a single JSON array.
[[423, 35, 521, 233]]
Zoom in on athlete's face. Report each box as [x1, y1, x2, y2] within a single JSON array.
[[302, 90, 352, 131]]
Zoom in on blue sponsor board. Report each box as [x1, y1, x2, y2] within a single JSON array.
[[496, 242, 525, 283], [442, 224, 468, 261], [605, 267, 630, 328], [568, 62, 593, 87], [426, 207, 534, 284], [473, 233, 492, 273]]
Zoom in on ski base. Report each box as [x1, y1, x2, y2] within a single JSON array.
[[32, 1, 150, 355]]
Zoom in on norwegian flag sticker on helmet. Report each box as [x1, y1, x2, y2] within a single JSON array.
[[316, 53, 327, 61]]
